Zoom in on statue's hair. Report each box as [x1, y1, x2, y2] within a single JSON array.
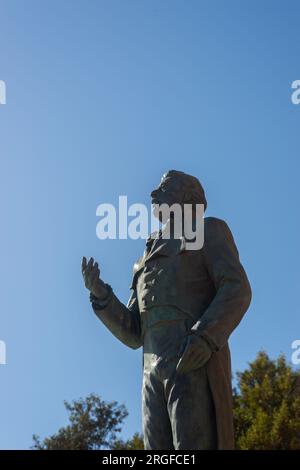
[[164, 170, 207, 211]]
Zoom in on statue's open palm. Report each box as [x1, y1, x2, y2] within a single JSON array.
[[81, 256, 108, 300]]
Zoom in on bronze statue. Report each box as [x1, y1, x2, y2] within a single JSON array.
[[82, 170, 252, 450]]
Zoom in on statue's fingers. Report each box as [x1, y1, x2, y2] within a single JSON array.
[[93, 264, 100, 281], [86, 257, 94, 275], [94, 261, 100, 277], [182, 355, 202, 374], [193, 350, 210, 369], [177, 346, 202, 373], [90, 264, 100, 282], [176, 358, 185, 373], [177, 358, 193, 374], [85, 264, 97, 289], [81, 256, 87, 273], [94, 262, 101, 279], [176, 350, 192, 373], [194, 352, 206, 367], [84, 272, 92, 290], [178, 347, 190, 364], [196, 358, 206, 368]]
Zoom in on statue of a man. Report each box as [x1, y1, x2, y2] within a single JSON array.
[[82, 170, 252, 450]]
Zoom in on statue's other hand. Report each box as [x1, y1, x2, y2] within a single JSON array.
[[81, 256, 109, 300], [176, 334, 212, 374]]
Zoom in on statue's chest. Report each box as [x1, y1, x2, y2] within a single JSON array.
[[135, 250, 205, 310]]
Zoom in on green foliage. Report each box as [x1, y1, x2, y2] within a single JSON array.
[[32, 393, 128, 450], [33, 352, 300, 450], [233, 351, 300, 449], [112, 432, 144, 450]]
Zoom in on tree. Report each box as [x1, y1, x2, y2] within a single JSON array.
[[33, 352, 300, 450], [32, 394, 128, 450], [112, 432, 144, 450], [233, 351, 300, 449]]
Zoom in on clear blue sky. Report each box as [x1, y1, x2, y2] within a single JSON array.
[[0, 0, 299, 449]]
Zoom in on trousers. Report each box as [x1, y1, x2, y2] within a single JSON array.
[[141, 311, 217, 450]]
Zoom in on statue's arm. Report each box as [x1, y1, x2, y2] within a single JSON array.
[[191, 218, 252, 351], [91, 287, 143, 350], [82, 256, 142, 350]]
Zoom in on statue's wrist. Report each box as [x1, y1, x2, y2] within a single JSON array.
[[90, 284, 113, 310]]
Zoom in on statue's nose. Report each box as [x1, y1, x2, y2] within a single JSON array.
[[151, 189, 158, 198]]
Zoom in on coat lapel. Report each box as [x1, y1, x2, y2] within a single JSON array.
[[146, 235, 185, 262]]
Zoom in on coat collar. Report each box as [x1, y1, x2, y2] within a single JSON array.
[[145, 233, 186, 262], [130, 232, 187, 289]]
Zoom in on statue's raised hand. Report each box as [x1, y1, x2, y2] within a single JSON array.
[[81, 256, 109, 300]]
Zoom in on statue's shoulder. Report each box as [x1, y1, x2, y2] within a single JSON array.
[[203, 217, 238, 257], [204, 216, 232, 239], [204, 216, 228, 228]]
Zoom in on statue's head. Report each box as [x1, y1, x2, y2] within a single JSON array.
[[151, 170, 207, 221]]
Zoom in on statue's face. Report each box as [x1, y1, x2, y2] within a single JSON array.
[[151, 173, 184, 221]]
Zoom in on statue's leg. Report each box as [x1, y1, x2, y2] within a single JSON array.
[[142, 367, 174, 450], [165, 362, 217, 450]]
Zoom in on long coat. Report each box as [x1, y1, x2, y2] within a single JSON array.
[[91, 217, 252, 449]]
